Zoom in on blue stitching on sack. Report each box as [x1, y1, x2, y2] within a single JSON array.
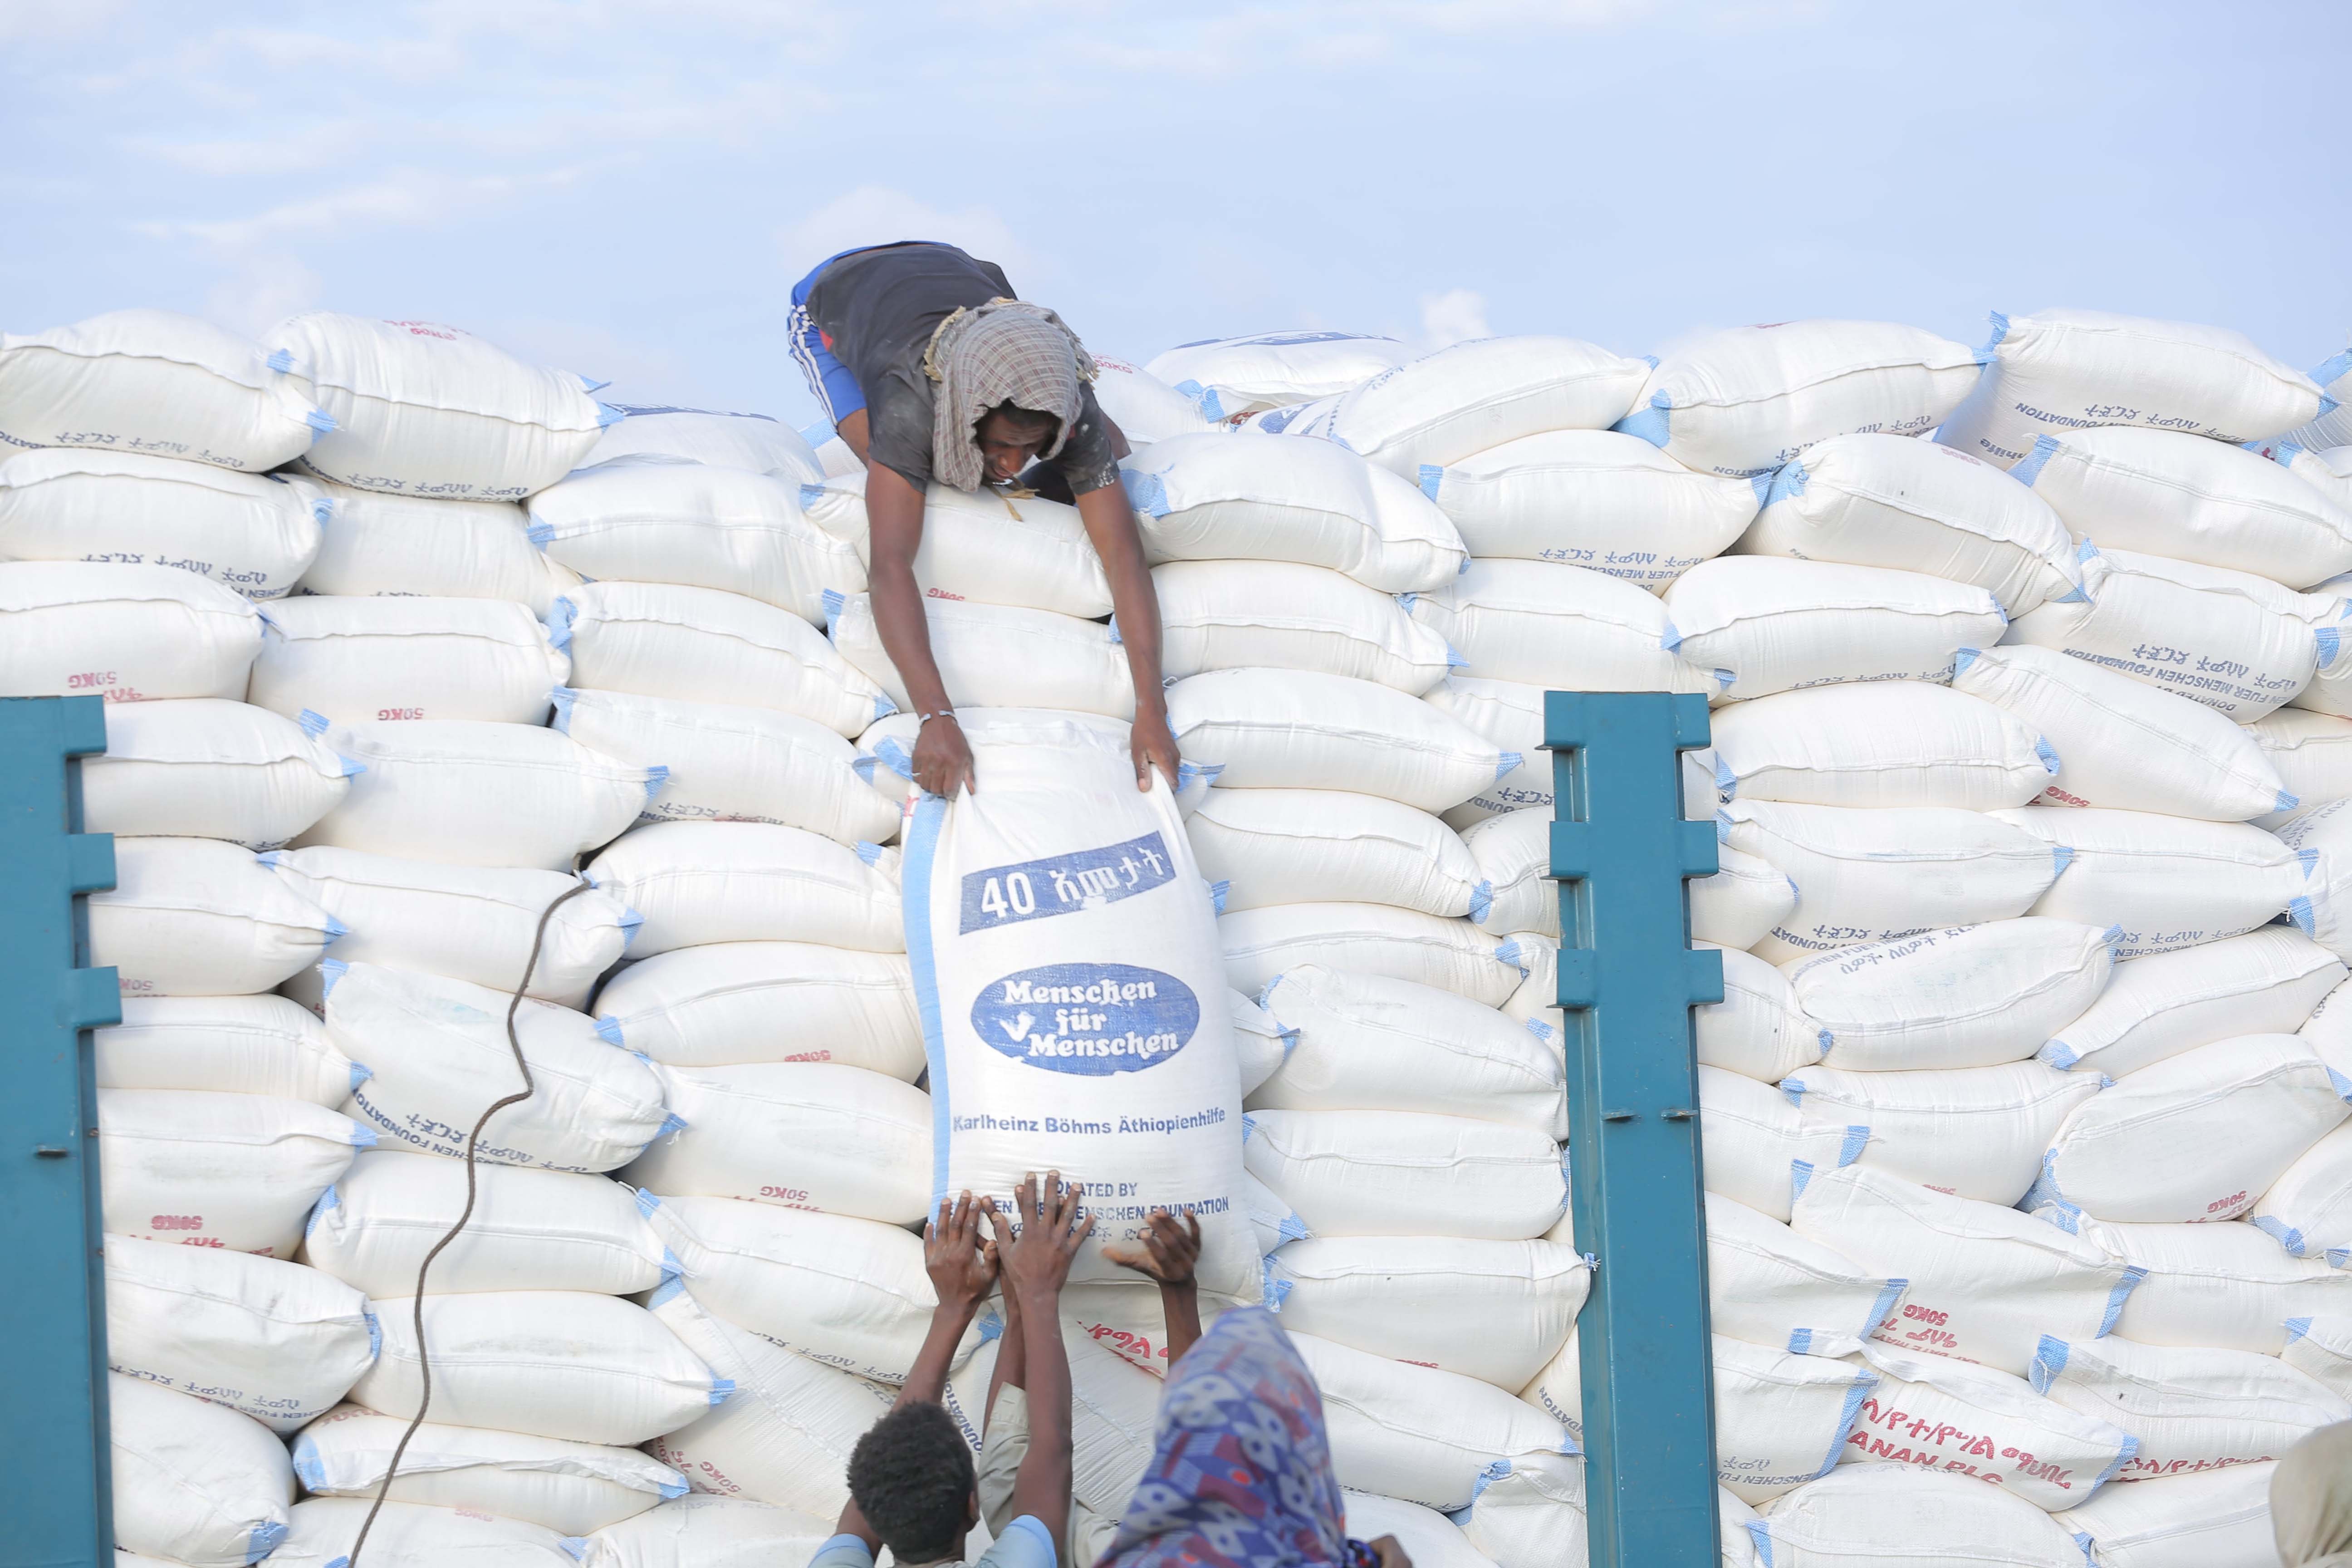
[[904, 792, 954, 1208], [2010, 434, 2063, 487]]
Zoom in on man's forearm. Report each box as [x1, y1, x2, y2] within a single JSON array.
[[1007, 1282, 1074, 1531], [985, 1289, 1026, 1419], [1159, 1281, 1203, 1367], [1074, 486, 1168, 712], [895, 1296, 978, 1411]]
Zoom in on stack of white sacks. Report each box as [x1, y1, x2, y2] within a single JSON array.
[[12, 297, 2352, 1568]]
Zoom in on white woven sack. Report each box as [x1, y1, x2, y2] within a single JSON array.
[[1090, 354, 1219, 442], [356, 1289, 723, 1445], [2060, 1214, 2352, 1355], [574, 1496, 835, 1568], [302, 479, 568, 612], [1230, 988, 1294, 1096], [2015, 422, 2352, 587], [1786, 1163, 2142, 1376], [2032, 1333, 2349, 1480], [1147, 331, 1412, 417], [524, 462, 861, 623], [301, 1148, 669, 1296], [581, 405, 822, 480], [1692, 844, 1801, 951], [109, 1374, 293, 1568], [641, 1278, 890, 1514], [1171, 668, 1515, 812], [1617, 320, 1980, 480], [1991, 805, 2310, 959], [1788, 919, 2113, 1071], [797, 469, 1112, 617], [1846, 1343, 2135, 1511], [1735, 432, 2080, 613], [105, 1236, 375, 1433], [99, 1088, 368, 1256], [2053, 1461, 2281, 1568], [1422, 427, 1755, 590], [0, 559, 259, 701], [585, 821, 900, 956], [1460, 1453, 1598, 1568], [1716, 801, 2062, 964], [1121, 430, 1465, 592], [271, 312, 613, 500], [1712, 1337, 1879, 1502], [590, 941, 921, 1078], [2268, 438, 2352, 520], [296, 716, 658, 870], [1272, 336, 1650, 475], [1938, 308, 2330, 467], [556, 580, 892, 736], [264, 846, 634, 1008], [1292, 1329, 1577, 1512], [0, 447, 323, 598], [89, 835, 339, 996], [2252, 1122, 2352, 1262], [1699, 1065, 1867, 1221], [250, 594, 566, 724], [325, 961, 671, 1174], [623, 1062, 929, 1225], [830, 587, 1135, 716], [1751, 1461, 2084, 1567], [2283, 343, 2352, 448], [640, 1193, 977, 1383], [0, 308, 327, 471], [1264, 1236, 1585, 1391], [1243, 1108, 1564, 1241], [2038, 926, 2343, 1077], [1191, 787, 1481, 917], [2004, 545, 2330, 721], [2252, 709, 2352, 821], [855, 706, 1172, 818], [1458, 807, 1554, 934], [292, 1403, 686, 1534], [1407, 558, 1712, 694], [1781, 1061, 2102, 1205], [1424, 675, 1553, 828], [1155, 559, 1455, 694], [98, 993, 358, 1103], [83, 697, 352, 849], [1663, 557, 2005, 704], [1344, 1493, 1496, 1568], [1703, 1192, 1904, 1359], [1220, 902, 1528, 1005], [1708, 684, 2057, 810], [2284, 1316, 2352, 1400], [553, 686, 898, 846], [1698, 947, 1824, 1083], [271, 1496, 576, 1568], [2028, 1034, 2351, 1225], [1254, 965, 1565, 1133], [1953, 644, 2293, 819]]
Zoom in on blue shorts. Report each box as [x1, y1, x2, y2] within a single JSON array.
[[789, 247, 874, 428]]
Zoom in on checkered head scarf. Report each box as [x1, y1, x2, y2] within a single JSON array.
[[922, 298, 1096, 493]]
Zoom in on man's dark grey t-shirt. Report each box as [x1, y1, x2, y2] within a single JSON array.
[[805, 242, 1121, 497]]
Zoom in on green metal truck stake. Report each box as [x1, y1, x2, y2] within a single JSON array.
[[1549, 690, 1725, 1568]]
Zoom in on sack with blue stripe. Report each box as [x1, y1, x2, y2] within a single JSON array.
[[902, 711, 1258, 1298]]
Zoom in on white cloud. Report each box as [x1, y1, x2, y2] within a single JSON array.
[[778, 186, 1036, 281], [1419, 288, 1490, 351], [205, 253, 323, 337], [133, 167, 554, 249]]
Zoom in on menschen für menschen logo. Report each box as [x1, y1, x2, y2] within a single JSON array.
[[958, 832, 1174, 934], [970, 963, 1199, 1076]]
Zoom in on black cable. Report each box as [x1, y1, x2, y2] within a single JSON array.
[[342, 880, 595, 1567]]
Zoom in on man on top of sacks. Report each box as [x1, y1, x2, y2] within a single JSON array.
[[790, 240, 1180, 799]]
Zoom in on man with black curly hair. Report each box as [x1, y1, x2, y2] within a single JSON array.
[[813, 1173, 1093, 1568]]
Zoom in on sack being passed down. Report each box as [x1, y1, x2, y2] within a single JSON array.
[[901, 713, 1255, 1297]]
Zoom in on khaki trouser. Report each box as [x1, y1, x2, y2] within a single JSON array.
[[978, 1386, 1121, 1568]]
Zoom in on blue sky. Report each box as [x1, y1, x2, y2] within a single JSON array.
[[5, 1, 2347, 432]]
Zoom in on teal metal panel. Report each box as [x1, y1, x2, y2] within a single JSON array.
[[0, 696, 118, 1568], [1548, 691, 1725, 1568]]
